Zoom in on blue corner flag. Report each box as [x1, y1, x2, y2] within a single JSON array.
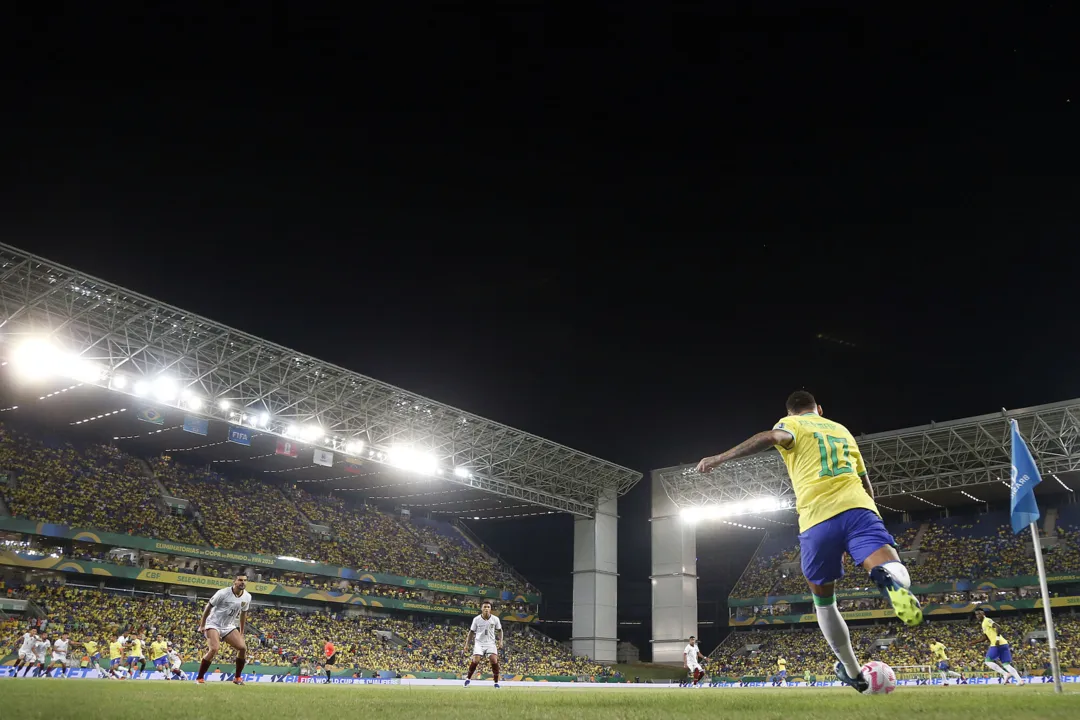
[[1010, 419, 1043, 535]]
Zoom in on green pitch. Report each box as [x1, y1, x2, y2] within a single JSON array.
[[3, 680, 1080, 720]]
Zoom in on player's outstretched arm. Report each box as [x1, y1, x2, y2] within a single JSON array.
[[862, 474, 875, 499], [697, 429, 792, 473], [497, 628, 504, 650]]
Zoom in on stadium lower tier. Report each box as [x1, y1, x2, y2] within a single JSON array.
[[710, 614, 1080, 679], [0, 583, 607, 679]]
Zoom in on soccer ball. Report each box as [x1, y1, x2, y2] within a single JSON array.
[[860, 661, 897, 695]]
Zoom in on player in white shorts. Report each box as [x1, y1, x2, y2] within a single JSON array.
[[12, 628, 38, 677], [29, 632, 51, 677], [463, 601, 503, 689], [683, 636, 706, 687], [196, 573, 252, 685], [48, 633, 71, 678], [166, 644, 185, 680]]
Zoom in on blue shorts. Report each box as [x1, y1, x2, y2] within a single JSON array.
[[91, 653, 101, 662], [799, 508, 895, 586], [776, 670, 787, 678], [986, 644, 1012, 664], [153, 656, 168, 667], [937, 661, 950, 671], [110, 658, 122, 667]]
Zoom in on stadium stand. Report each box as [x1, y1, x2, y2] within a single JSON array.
[[730, 512, 1079, 599], [0, 422, 528, 593]]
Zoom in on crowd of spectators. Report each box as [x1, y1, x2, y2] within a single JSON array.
[[0, 425, 201, 544], [710, 613, 1080, 678], [0, 420, 531, 594], [731, 516, 1080, 599], [0, 583, 599, 678]]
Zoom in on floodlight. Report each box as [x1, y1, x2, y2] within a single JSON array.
[[386, 445, 438, 475], [454, 466, 471, 478], [152, 376, 178, 402], [133, 380, 150, 397]]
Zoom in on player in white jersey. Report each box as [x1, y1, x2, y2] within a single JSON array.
[[48, 633, 71, 678], [196, 573, 251, 685], [166, 644, 185, 680], [12, 628, 38, 677], [27, 632, 51, 677], [683, 635, 706, 687], [463, 601, 503, 688]]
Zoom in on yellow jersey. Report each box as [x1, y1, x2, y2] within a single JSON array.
[[930, 642, 948, 661], [777, 658, 787, 671], [150, 641, 169, 659], [129, 638, 144, 658], [772, 412, 877, 532], [108, 641, 123, 660], [84, 641, 99, 656], [982, 617, 1009, 646]]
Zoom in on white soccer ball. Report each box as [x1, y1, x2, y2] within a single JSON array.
[[859, 660, 897, 695]]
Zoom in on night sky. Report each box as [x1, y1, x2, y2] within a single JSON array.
[[4, 5, 1078, 653]]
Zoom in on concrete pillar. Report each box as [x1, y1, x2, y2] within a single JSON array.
[[572, 490, 618, 664], [650, 470, 697, 663]]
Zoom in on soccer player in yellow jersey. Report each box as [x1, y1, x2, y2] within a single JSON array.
[[127, 632, 147, 674], [697, 390, 922, 692], [108, 636, 128, 679], [84, 637, 105, 678], [151, 635, 170, 675], [974, 609, 1023, 684], [929, 640, 964, 684], [773, 656, 787, 687]]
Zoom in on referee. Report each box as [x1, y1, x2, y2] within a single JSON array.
[[323, 639, 337, 684]]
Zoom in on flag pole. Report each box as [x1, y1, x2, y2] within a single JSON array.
[[1029, 521, 1063, 693]]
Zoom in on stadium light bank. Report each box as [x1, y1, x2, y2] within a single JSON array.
[[680, 496, 794, 524], [3, 337, 463, 481]]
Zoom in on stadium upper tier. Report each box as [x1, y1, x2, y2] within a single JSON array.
[[730, 510, 1080, 601], [710, 613, 1080, 678], [0, 583, 604, 678], [0, 422, 532, 594]]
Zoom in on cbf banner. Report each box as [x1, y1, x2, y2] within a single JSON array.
[[276, 440, 299, 458], [183, 416, 209, 436], [228, 425, 252, 446]]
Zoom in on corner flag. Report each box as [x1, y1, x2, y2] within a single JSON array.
[[1009, 419, 1043, 535]]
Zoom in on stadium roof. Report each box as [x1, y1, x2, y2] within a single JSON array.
[[653, 398, 1080, 518], [0, 243, 640, 518]]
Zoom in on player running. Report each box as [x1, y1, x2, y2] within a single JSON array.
[[84, 636, 106, 678], [127, 631, 147, 675], [929, 640, 964, 684], [48, 633, 71, 678], [28, 631, 50, 677], [166, 644, 185, 680], [12, 627, 38, 677], [151, 635, 170, 676], [683, 636, 706, 687], [696, 391, 922, 693], [108, 634, 129, 679], [463, 601, 503, 688], [773, 656, 788, 687], [974, 609, 1023, 684], [196, 573, 252, 685]]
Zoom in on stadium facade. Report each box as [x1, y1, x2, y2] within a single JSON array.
[[0, 243, 640, 665]]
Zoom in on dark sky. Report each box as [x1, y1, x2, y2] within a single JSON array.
[[4, 4, 1079, 652]]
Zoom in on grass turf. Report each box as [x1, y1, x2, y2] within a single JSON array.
[[2, 680, 1080, 720]]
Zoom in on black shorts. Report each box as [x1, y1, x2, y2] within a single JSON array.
[[326, 653, 338, 666]]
